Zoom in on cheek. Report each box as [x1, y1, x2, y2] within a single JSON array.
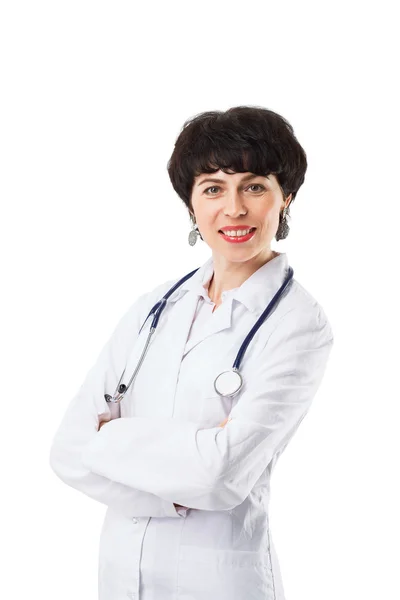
[[197, 211, 219, 232], [257, 204, 280, 226]]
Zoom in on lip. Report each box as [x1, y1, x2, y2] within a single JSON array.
[[218, 228, 256, 244], [219, 225, 254, 232]]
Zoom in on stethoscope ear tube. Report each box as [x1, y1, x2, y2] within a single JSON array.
[[104, 308, 159, 405], [104, 366, 126, 403]]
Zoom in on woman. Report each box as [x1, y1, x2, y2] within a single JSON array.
[[49, 105, 334, 600]]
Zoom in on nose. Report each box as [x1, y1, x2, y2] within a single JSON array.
[[223, 191, 247, 217]]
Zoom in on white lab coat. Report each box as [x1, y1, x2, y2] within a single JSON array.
[[49, 252, 334, 600]]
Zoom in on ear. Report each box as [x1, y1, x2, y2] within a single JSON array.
[[285, 193, 293, 208]]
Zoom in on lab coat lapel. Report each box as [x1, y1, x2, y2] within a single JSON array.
[[120, 290, 201, 419], [148, 288, 233, 411], [155, 290, 203, 416], [181, 299, 233, 357]]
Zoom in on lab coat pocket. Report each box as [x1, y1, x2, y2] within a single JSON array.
[[177, 545, 274, 600]]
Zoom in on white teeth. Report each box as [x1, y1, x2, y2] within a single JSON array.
[[222, 228, 253, 237]]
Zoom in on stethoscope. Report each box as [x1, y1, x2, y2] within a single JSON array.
[[104, 264, 294, 406]]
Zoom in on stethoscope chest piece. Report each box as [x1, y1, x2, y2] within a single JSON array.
[[214, 368, 243, 398]]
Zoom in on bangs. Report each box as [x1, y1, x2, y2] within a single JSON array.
[[167, 106, 307, 213]]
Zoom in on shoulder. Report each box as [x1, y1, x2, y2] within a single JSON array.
[[275, 277, 334, 344], [118, 276, 181, 332], [100, 276, 183, 354]]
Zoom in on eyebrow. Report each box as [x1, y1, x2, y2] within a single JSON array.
[[196, 173, 269, 187]]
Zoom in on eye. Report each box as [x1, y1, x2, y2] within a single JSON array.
[[203, 186, 220, 195], [203, 184, 265, 195], [247, 184, 265, 192]]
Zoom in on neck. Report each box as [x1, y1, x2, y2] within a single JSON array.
[[207, 249, 279, 303]]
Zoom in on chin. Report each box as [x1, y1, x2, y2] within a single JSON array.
[[212, 248, 261, 263]]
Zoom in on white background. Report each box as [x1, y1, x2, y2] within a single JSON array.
[[1, 1, 399, 599]]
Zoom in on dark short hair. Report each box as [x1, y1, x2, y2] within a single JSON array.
[[167, 105, 307, 240]]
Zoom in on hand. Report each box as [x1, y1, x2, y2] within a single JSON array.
[[173, 417, 231, 512], [98, 418, 110, 431], [172, 417, 231, 513]]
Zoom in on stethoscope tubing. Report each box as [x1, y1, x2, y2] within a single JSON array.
[[233, 266, 293, 370], [105, 265, 293, 403]]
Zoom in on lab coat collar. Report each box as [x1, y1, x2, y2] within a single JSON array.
[[170, 252, 290, 315]]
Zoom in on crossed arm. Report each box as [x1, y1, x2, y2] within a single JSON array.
[[50, 302, 333, 518], [96, 415, 231, 513]]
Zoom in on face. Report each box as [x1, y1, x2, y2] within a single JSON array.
[[190, 170, 292, 264]]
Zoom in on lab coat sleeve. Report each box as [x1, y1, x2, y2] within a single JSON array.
[[81, 303, 334, 511], [49, 281, 184, 520]]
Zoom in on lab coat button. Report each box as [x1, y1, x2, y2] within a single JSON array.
[[132, 518, 138, 524], [126, 592, 136, 599]]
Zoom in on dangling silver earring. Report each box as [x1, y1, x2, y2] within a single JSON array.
[[276, 205, 290, 241], [188, 222, 200, 246]]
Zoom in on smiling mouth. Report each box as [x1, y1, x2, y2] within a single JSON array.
[[218, 227, 256, 235]]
